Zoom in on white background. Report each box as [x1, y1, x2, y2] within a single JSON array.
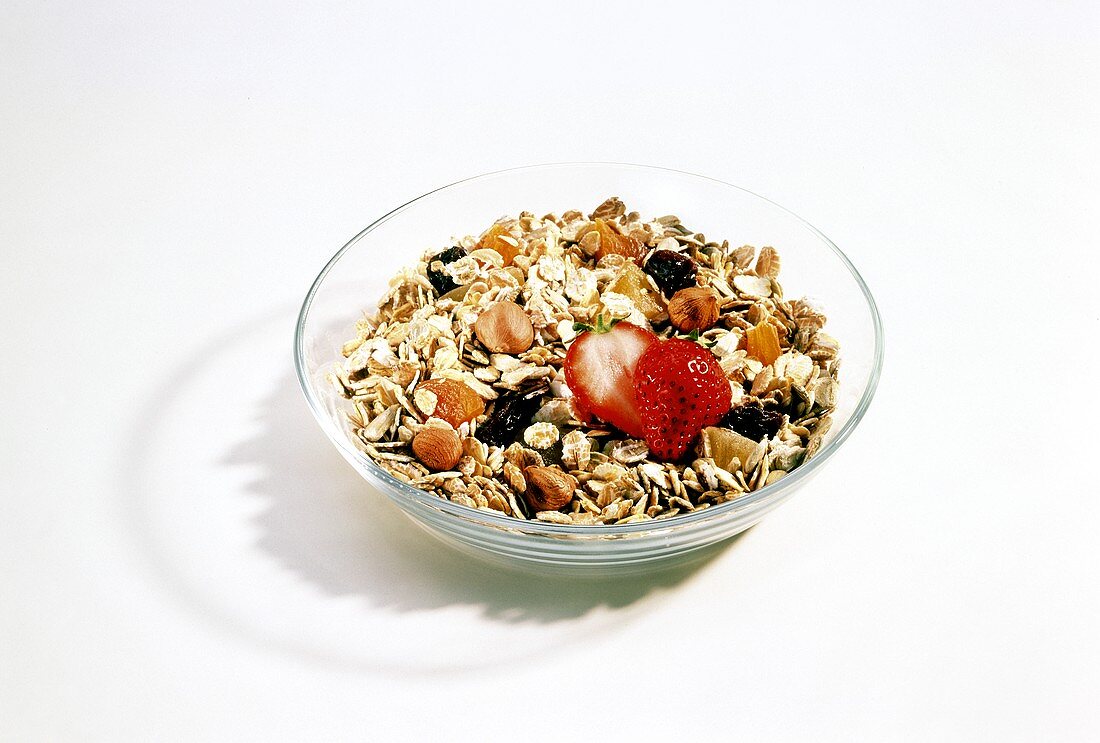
[[3, 1, 1098, 740]]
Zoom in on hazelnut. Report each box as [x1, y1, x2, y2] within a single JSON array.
[[474, 301, 534, 354], [667, 286, 720, 332], [411, 427, 462, 472], [522, 465, 577, 511]]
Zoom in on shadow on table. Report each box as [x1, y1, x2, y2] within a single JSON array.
[[225, 372, 737, 624], [119, 309, 751, 674]]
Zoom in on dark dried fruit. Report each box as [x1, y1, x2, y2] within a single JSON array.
[[722, 402, 783, 442], [426, 246, 467, 295], [478, 386, 546, 448], [644, 249, 697, 297]]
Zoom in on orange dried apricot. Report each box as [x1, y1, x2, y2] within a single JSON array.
[[585, 219, 642, 263], [745, 322, 782, 365], [415, 378, 485, 427], [477, 223, 521, 266], [607, 262, 665, 321]]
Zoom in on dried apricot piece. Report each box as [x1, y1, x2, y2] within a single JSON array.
[[581, 219, 642, 263], [477, 223, 521, 266], [607, 262, 665, 321], [745, 322, 782, 365], [414, 378, 485, 427]]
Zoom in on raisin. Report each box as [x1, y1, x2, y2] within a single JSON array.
[[644, 249, 697, 297], [426, 246, 467, 295], [722, 402, 783, 442], [478, 386, 546, 448]]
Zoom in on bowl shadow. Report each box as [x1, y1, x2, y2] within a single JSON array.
[[227, 371, 741, 623], [119, 308, 752, 675]]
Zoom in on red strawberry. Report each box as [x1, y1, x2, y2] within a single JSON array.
[[564, 320, 657, 438], [634, 338, 733, 461]]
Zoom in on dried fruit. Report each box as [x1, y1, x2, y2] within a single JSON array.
[[425, 246, 468, 295], [722, 401, 783, 442], [478, 386, 546, 448], [523, 466, 577, 511], [414, 378, 485, 427], [580, 219, 642, 263], [667, 287, 720, 332], [745, 321, 782, 365], [700, 426, 763, 474], [478, 222, 521, 265], [644, 249, 697, 297], [474, 301, 535, 354], [564, 320, 657, 438], [634, 338, 732, 461], [411, 427, 462, 471], [606, 262, 666, 322]]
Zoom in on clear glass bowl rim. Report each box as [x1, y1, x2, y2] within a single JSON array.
[[294, 162, 885, 537]]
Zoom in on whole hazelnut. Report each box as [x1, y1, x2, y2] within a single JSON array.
[[411, 427, 463, 472], [522, 465, 577, 511], [667, 286, 720, 332], [474, 301, 535, 354]]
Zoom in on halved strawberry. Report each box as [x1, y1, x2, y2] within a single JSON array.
[[564, 320, 657, 438], [634, 338, 733, 461]]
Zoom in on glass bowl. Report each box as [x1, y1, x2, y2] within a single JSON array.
[[295, 163, 883, 575]]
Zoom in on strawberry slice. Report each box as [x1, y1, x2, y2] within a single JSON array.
[[634, 338, 733, 461], [564, 320, 657, 438]]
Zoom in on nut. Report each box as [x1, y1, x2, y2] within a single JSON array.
[[667, 286, 720, 332], [474, 301, 534, 354], [523, 465, 577, 511], [411, 427, 463, 472]]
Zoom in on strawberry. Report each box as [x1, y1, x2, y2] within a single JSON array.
[[634, 338, 733, 461], [564, 319, 657, 438]]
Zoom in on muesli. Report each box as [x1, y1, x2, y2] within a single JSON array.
[[331, 198, 839, 525]]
